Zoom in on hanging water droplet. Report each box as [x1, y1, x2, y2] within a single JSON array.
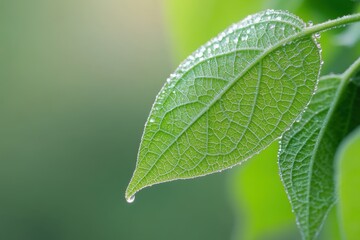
[[127, 195, 135, 203], [314, 32, 320, 39], [307, 21, 313, 27]]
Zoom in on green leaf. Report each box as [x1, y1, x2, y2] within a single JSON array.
[[336, 126, 360, 240], [126, 10, 321, 201], [279, 59, 360, 240]]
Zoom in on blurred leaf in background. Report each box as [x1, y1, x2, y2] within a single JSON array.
[[229, 143, 300, 240], [336, 127, 360, 240]]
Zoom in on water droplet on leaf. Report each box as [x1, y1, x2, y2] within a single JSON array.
[[127, 195, 135, 203]]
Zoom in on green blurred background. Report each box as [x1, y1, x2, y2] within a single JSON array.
[[0, 0, 359, 239]]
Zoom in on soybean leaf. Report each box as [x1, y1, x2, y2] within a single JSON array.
[[126, 10, 321, 201], [336, 126, 360, 240], [279, 59, 360, 240]]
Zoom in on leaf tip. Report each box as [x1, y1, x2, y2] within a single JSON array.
[[125, 181, 137, 203]]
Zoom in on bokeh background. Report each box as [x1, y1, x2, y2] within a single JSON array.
[[1, 0, 359, 240]]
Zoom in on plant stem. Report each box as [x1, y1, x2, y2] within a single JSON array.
[[304, 13, 360, 35], [341, 56, 360, 83]]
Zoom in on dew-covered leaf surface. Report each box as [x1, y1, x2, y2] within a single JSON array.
[[126, 10, 321, 201], [279, 66, 360, 240]]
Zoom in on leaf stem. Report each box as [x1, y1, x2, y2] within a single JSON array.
[[304, 13, 360, 35], [341, 56, 360, 83]]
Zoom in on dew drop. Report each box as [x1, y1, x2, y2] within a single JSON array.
[[214, 43, 219, 49], [241, 35, 248, 41], [127, 195, 135, 203], [149, 118, 155, 123], [314, 32, 321, 39], [195, 51, 203, 58], [270, 24, 275, 30], [307, 21, 313, 27], [276, 16, 282, 21]]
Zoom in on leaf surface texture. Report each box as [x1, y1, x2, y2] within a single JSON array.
[[126, 10, 321, 200]]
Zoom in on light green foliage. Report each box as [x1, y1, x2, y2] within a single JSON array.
[[337, 127, 360, 240], [318, 207, 341, 240], [126, 10, 321, 200], [230, 143, 299, 240], [279, 61, 360, 240]]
